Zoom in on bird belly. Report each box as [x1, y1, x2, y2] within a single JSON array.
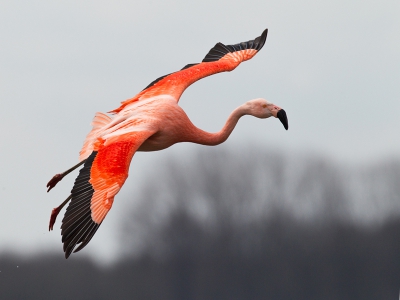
[[138, 118, 187, 151], [138, 132, 175, 152]]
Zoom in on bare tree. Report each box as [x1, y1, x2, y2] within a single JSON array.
[[1, 147, 400, 299], [120, 146, 400, 258]]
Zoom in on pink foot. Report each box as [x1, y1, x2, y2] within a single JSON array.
[[46, 174, 64, 192], [49, 207, 61, 231]]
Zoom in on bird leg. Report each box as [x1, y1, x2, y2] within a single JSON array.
[[49, 194, 72, 231], [46, 159, 86, 192]]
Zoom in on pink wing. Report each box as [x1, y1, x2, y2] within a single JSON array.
[[61, 29, 269, 257], [110, 29, 268, 114], [61, 130, 155, 258]]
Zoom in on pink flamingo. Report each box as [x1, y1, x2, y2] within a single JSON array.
[[47, 28, 288, 258]]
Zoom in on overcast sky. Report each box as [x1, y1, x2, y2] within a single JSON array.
[[0, 0, 399, 263]]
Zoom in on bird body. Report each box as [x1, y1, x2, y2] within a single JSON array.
[[47, 28, 289, 258]]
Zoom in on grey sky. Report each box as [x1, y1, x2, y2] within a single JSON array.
[[0, 0, 399, 262]]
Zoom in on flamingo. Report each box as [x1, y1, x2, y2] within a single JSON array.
[[47, 28, 288, 258]]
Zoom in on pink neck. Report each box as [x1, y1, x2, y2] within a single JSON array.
[[187, 105, 247, 146]]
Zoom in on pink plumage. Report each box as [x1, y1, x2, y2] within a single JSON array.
[[46, 28, 289, 258]]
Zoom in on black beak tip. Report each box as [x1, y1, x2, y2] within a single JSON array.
[[277, 109, 289, 130]]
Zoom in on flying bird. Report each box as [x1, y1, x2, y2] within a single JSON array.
[[47, 28, 289, 258]]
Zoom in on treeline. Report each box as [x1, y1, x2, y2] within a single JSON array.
[[1, 147, 400, 299], [1, 215, 400, 299]]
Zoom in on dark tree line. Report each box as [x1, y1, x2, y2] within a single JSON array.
[[1, 147, 400, 299]]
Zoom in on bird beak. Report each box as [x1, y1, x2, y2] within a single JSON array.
[[277, 109, 288, 130]]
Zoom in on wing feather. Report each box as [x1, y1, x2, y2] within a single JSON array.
[[61, 130, 155, 258], [110, 29, 268, 114]]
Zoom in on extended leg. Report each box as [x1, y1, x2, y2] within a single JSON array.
[[46, 159, 86, 192], [49, 194, 72, 231]]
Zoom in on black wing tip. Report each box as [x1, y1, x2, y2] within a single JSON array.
[[64, 221, 100, 259], [61, 151, 100, 259], [202, 28, 269, 63], [256, 28, 268, 51], [202, 42, 231, 62]]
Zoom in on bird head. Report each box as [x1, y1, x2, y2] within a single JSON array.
[[246, 98, 289, 130]]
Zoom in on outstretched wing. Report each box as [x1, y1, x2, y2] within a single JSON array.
[[61, 130, 155, 258], [110, 28, 268, 114]]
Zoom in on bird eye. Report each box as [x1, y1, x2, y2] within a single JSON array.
[[262, 104, 267, 108]]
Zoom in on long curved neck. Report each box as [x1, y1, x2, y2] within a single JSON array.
[[188, 105, 248, 146]]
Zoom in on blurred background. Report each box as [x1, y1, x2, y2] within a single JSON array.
[[1, 0, 399, 299]]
